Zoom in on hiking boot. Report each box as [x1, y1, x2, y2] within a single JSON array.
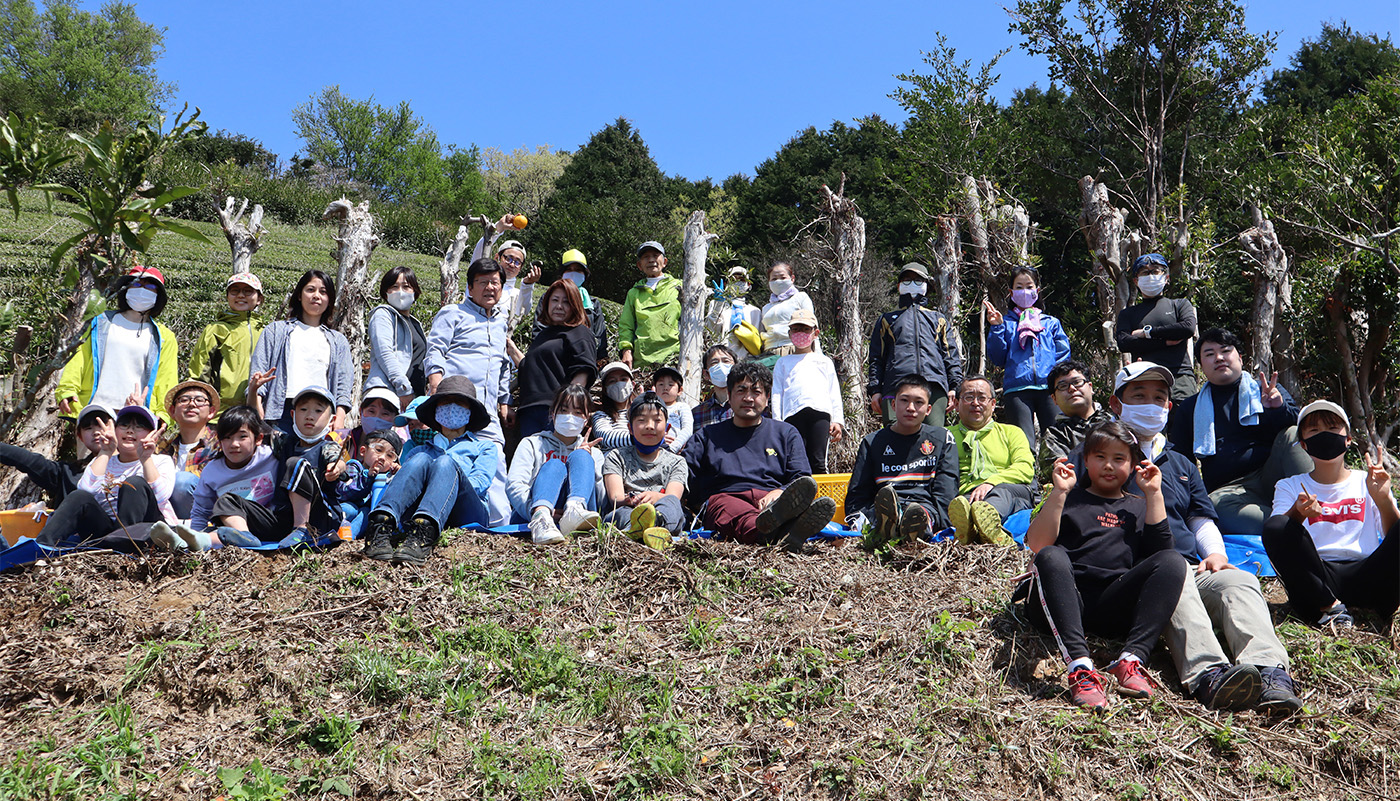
[[362, 512, 397, 562], [1193, 663, 1260, 711], [628, 503, 657, 541], [149, 521, 183, 552], [1107, 658, 1154, 699], [530, 507, 565, 546], [756, 476, 818, 535], [900, 503, 931, 544], [871, 485, 900, 548], [394, 516, 437, 565], [778, 496, 836, 552], [970, 500, 1011, 546], [642, 527, 673, 551], [949, 496, 973, 544], [1257, 667, 1303, 715], [1317, 602, 1354, 629], [1068, 666, 1109, 711], [559, 499, 600, 534]]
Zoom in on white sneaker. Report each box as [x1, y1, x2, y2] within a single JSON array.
[[530, 507, 565, 545], [558, 499, 600, 534]]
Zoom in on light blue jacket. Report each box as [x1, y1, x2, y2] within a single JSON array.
[[414, 431, 499, 500], [425, 298, 511, 427], [986, 309, 1072, 393], [248, 319, 354, 419], [366, 304, 425, 396]]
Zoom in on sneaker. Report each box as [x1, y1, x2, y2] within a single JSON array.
[[148, 521, 184, 551], [1107, 658, 1154, 699], [393, 516, 437, 565], [276, 526, 314, 550], [777, 496, 836, 552], [641, 526, 673, 552], [628, 503, 657, 541], [1193, 664, 1260, 711], [559, 499, 600, 534], [948, 496, 973, 545], [362, 512, 396, 562], [756, 476, 818, 535], [970, 500, 1011, 546], [1257, 667, 1303, 715], [1068, 666, 1109, 711], [1317, 602, 1354, 629], [215, 526, 261, 548], [872, 485, 900, 548], [530, 507, 565, 546], [900, 503, 930, 544]]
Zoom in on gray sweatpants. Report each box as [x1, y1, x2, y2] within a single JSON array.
[[604, 493, 686, 535], [1209, 426, 1313, 537], [1164, 566, 1290, 692]]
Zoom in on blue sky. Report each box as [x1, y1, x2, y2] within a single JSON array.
[[128, 0, 1399, 182]]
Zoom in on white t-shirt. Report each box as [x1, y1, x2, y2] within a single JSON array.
[[77, 454, 178, 523], [1272, 471, 1384, 560], [771, 351, 845, 425], [91, 315, 151, 410], [284, 320, 331, 399]]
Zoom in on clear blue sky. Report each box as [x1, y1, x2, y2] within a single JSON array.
[[126, 0, 1398, 182]]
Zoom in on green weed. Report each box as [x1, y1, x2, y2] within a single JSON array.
[[216, 760, 292, 800]]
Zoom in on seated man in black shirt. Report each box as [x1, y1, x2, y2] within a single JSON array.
[[846, 375, 958, 548], [1167, 328, 1312, 537], [1038, 359, 1111, 483]]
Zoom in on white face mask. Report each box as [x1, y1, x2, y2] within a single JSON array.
[[899, 281, 927, 297], [769, 278, 794, 295], [553, 413, 587, 438], [708, 362, 732, 387], [387, 289, 415, 311], [1118, 402, 1171, 437], [436, 402, 473, 430], [1137, 274, 1169, 297], [731, 281, 749, 295], [125, 287, 158, 313], [563, 270, 586, 287], [605, 380, 633, 403]]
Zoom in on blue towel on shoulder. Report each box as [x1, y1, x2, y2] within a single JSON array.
[[1193, 373, 1262, 457]]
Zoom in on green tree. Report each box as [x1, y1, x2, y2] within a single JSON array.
[[481, 144, 572, 220], [0, 0, 173, 130], [1261, 22, 1400, 114]]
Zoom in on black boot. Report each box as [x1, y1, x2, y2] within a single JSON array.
[[363, 511, 396, 562], [394, 516, 438, 565]]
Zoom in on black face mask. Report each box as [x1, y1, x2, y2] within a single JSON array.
[[1302, 430, 1348, 461]]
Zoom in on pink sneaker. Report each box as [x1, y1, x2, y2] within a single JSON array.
[[1068, 666, 1109, 711]]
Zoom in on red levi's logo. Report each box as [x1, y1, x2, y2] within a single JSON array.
[[1313, 498, 1366, 525]]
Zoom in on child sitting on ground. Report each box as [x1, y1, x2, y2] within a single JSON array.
[[1263, 400, 1398, 628], [508, 384, 603, 545], [602, 392, 689, 548], [650, 366, 693, 452], [771, 309, 844, 473], [337, 428, 402, 540], [150, 405, 280, 550], [1024, 420, 1184, 711], [0, 404, 111, 507]]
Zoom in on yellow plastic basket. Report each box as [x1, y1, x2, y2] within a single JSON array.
[[0, 509, 50, 546], [814, 473, 850, 525]]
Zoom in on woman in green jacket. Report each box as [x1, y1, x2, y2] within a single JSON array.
[[188, 272, 265, 419]]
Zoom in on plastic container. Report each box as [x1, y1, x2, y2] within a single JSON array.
[[0, 509, 50, 546], [814, 473, 850, 524]]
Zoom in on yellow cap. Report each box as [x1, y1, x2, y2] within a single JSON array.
[[561, 249, 588, 269]]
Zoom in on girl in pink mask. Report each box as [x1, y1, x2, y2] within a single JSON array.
[[984, 266, 1071, 452], [770, 310, 844, 473]]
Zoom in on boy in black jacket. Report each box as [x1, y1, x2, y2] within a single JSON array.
[[0, 404, 112, 505], [847, 376, 958, 547]]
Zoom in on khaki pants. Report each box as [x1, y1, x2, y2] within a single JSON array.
[[1164, 566, 1290, 691], [1209, 426, 1313, 537]]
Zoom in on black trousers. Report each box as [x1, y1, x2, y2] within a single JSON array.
[[1028, 546, 1187, 663], [209, 454, 341, 541], [37, 476, 163, 547], [1262, 515, 1399, 617], [787, 407, 832, 474], [1002, 388, 1058, 452]]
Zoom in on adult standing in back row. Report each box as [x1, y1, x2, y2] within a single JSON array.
[[867, 263, 963, 426], [619, 241, 681, 370], [248, 269, 354, 434], [1115, 253, 1199, 400], [984, 265, 1071, 452], [758, 261, 818, 364]]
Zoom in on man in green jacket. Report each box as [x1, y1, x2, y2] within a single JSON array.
[[619, 241, 681, 370], [948, 375, 1035, 546]]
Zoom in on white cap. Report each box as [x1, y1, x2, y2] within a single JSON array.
[[1297, 399, 1349, 427], [360, 386, 400, 410], [1113, 361, 1174, 395], [599, 361, 633, 380]]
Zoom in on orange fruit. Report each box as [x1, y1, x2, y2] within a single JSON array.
[[512, 215, 528, 229]]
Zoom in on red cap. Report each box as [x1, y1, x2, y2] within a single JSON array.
[[127, 264, 166, 285]]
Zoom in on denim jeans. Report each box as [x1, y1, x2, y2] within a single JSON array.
[[374, 449, 489, 529], [530, 449, 596, 512], [171, 470, 199, 520]]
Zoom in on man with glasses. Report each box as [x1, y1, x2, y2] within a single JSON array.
[[1115, 252, 1199, 400], [1039, 360, 1112, 481], [471, 214, 540, 331], [947, 375, 1034, 545], [158, 380, 221, 519], [426, 258, 514, 525]]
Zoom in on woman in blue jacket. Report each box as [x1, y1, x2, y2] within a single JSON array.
[[984, 265, 1071, 450]]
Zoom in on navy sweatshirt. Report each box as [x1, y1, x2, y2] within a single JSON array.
[[682, 417, 810, 506], [1168, 379, 1298, 491]]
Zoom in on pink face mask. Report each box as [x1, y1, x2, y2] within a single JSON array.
[[790, 330, 816, 350]]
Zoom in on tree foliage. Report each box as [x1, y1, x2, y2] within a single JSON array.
[[0, 0, 173, 130], [1262, 23, 1400, 114], [292, 86, 445, 204], [481, 144, 572, 221]]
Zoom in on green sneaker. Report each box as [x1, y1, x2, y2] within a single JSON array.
[[628, 503, 657, 541], [971, 501, 1011, 546], [948, 496, 973, 545]]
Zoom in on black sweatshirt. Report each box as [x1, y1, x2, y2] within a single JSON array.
[[0, 443, 86, 503], [516, 324, 598, 409], [1167, 378, 1298, 491], [1114, 297, 1197, 377], [846, 424, 959, 529], [1053, 487, 1174, 586]]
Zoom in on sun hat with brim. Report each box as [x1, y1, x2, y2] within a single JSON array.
[[292, 385, 335, 408], [1113, 362, 1175, 395], [225, 272, 263, 292], [394, 396, 428, 427], [898, 262, 931, 282], [76, 404, 114, 428], [360, 386, 400, 412], [1298, 399, 1349, 428], [164, 380, 219, 418], [652, 366, 684, 386], [788, 309, 819, 328], [114, 405, 159, 430], [416, 376, 489, 433]]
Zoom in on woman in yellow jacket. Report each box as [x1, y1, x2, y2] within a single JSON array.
[[56, 265, 180, 427]]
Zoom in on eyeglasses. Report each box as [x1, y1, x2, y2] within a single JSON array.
[[960, 394, 994, 404], [227, 286, 259, 296], [175, 395, 211, 407], [499, 255, 523, 267], [1054, 377, 1088, 393]]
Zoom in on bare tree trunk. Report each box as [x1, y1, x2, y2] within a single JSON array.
[[962, 176, 992, 372], [820, 178, 868, 406], [1325, 276, 1381, 453], [438, 224, 470, 307], [679, 210, 718, 406], [1237, 205, 1294, 385], [1078, 176, 1140, 358], [930, 214, 963, 321], [216, 196, 266, 274], [323, 199, 379, 423]]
